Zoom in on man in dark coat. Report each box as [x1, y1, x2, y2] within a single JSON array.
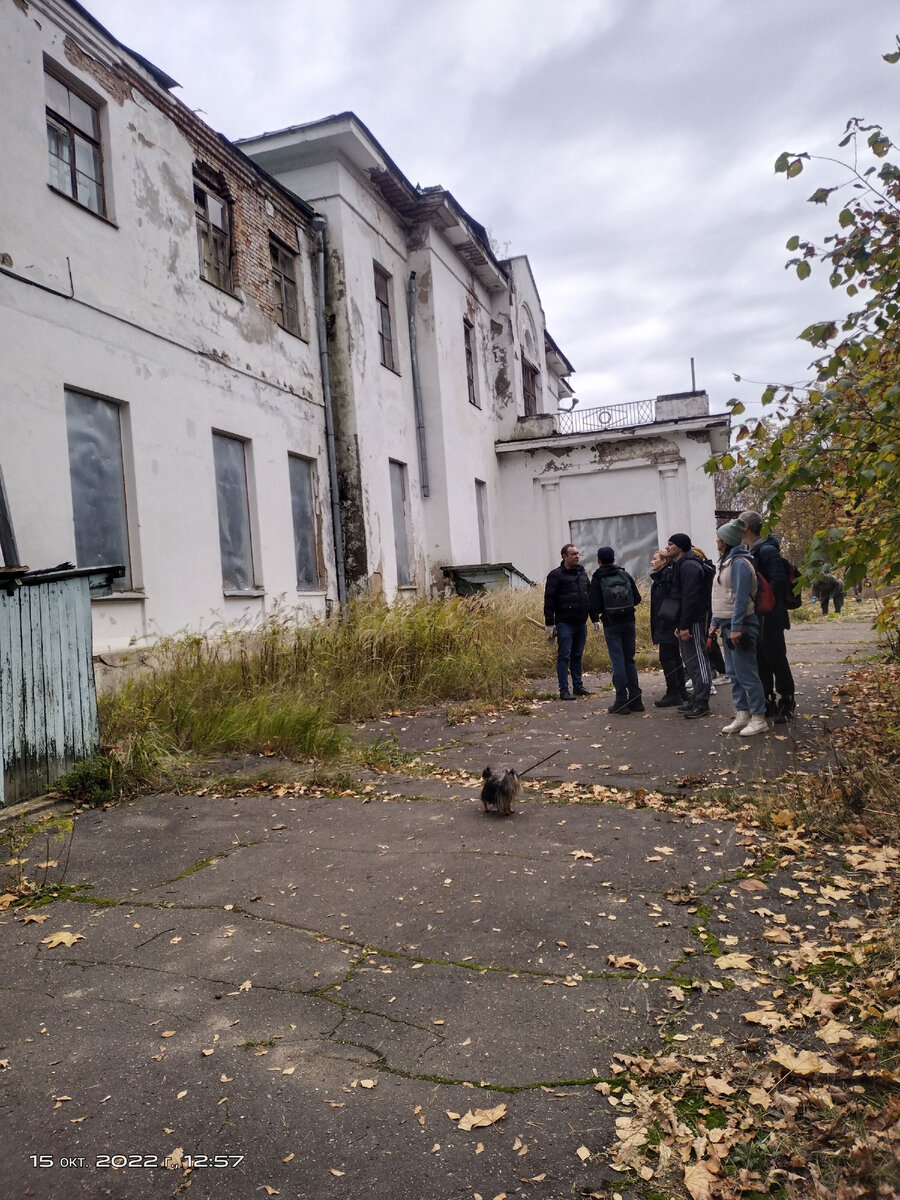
[[589, 546, 643, 714], [666, 531, 714, 718], [544, 544, 592, 700], [811, 573, 845, 615], [649, 549, 687, 706], [739, 510, 795, 723]]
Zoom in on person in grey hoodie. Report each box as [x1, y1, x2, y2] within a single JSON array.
[[710, 518, 768, 736]]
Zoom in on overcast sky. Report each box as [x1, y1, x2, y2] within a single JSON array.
[[85, 0, 899, 416]]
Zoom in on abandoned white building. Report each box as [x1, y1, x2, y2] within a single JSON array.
[[0, 0, 730, 654]]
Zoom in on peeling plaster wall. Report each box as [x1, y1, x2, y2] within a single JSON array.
[[496, 429, 720, 584], [260, 156, 427, 598], [0, 0, 333, 650], [407, 225, 504, 570]]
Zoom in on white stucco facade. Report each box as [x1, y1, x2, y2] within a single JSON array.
[[1, 1, 729, 656], [1, 0, 334, 651]]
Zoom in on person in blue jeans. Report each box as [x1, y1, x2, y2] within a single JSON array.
[[543, 544, 593, 700], [588, 546, 642, 714], [710, 519, 768, 737]]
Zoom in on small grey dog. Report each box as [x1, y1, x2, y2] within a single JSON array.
[[480, 766, 521, 816]]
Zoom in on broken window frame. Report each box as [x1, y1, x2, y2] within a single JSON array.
[[194, 179, 233, 293], [270, 236, 301, 336], [45, 67, 106, 216], [464, 318, 479, 407], [374, 264, 395, 371]]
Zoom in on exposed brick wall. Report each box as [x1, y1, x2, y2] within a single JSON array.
[[94, 50, 316, 336]]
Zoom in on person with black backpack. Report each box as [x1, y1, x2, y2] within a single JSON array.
[[738, 511, 796, 723], [588, 546, 642, 715]]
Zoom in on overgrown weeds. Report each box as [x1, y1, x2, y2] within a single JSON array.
[[767, 664, 900, 845], [96, 588, 653, 796]]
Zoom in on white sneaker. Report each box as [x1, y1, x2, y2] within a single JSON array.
[[721, 710, 750, 734], [709, 684, 717, 696], [712, 673, 730, 686], [742, 713, 769, 736]]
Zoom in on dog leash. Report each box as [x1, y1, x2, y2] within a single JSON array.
[[517, 749, 560, 777]]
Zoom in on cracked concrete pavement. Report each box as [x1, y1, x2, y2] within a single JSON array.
[[0, 614, 886, 1200]]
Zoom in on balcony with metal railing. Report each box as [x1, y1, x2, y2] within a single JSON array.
[[555, 399, 656, 434]]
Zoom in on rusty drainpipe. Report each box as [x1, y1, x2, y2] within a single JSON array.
[[311, 213, 347, 608], [406, 272, 430, 497]]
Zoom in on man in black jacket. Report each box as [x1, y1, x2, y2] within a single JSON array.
[[588, 546, 643, 714], [666, 532, 714, 718], [544, 544, 592, 700], [739, 511, 795, 722]]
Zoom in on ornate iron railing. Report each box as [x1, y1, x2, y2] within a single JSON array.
[[555, 399, 655, 434]]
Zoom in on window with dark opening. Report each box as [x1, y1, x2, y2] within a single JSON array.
[[45, 68, 105, 215], [195, 181, 232, 292], [522, 361, 539, 417], [374, 265, 395, 371], [464, 319, 478, 407], [270, 237, 300, 335]]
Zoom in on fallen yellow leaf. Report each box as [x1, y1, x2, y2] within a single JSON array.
[[41, 931, 84, 948], [770, 1045, 837, 1075], [576, 1145, 591, 1161], [457, 1103, 507, 1131]]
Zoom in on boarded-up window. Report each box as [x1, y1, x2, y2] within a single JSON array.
[[65, 390, 130, 589], [475, 479, 488, 562], [570, 513, 658, 584], [212, 433, 254, 592], [288, 454, 318, 589], [389, 460, 412, 586]]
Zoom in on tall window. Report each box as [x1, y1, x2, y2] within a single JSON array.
[[195, 180, 232, 291], [374, 265, 395, 371], [270, 237, 300, 336], [65, 390, 131, 589], [212, 433, 255, 592], [522, 361, 539, 417], [464, 319, 478, 407], [288, 454, 319, 589], [45, 68, 105, 215], [389, 460, 412, 587], [475, 479, 488, 563]]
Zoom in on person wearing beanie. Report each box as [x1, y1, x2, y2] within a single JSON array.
[[739, 510, 796, 723], [711, 521, 768, 736], [588, 546, 642, 714], [665, 532, 714, 718], [543, 544, 593, 700]]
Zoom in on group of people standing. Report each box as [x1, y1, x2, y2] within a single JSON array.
[[543, 510, 796, 736]]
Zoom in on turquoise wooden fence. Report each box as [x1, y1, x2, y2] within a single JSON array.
[[0, 567, 117, 806]]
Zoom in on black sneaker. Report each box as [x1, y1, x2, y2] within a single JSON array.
[[608, 700, 632, 715], [627, 698, 645, 712], [560, 691, 576, 701], [573, 687, 593, 697], [654, 694, 682, 708], [683, 703, 711, 719], [677, 699, 695, 712]]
